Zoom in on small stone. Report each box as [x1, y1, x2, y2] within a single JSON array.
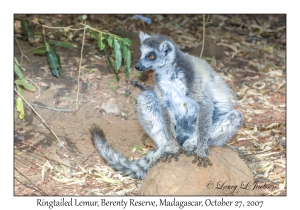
[[101, 99, 120, 115]]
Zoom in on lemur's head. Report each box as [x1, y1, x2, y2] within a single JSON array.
[[135, 32, 178, 72]]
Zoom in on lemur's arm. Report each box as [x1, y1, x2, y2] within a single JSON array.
[[189, 88, 214, 167], [154, 85, 185, 162], [130, 80, 149, 91]]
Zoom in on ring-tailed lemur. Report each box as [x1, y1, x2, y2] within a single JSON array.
[[90, 32, 243, 179]]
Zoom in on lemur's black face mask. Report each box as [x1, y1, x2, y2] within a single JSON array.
[[135, 51, 157, 72]]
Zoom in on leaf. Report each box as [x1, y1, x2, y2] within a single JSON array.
[[34, 48, 47, 54], [14, 57, 20, 66], [21, 19, 35, 42], [46, 45, 61, 77], [90, 29, 96, 39], [17, 84, 24, 97], [45, 42, 51, 52], [112, 38, 122, 73], [48, 41, 76, 48], [122, 44, 131, 78], [41, 160, 53, 180], [56, 50, 61, 66], [132, 146, 143, 152], [15, 79, 35, 91], [107, 36, 113, 48], [122, 38, 132, 47], [217, 43, 238, 54], [82, 15, 87, 20], [104, 48, 114, 73], [14, 60, 25, 80], [97, 33, 106, 51], [16, 97, 25, 120], [98, 171, 121, 185]]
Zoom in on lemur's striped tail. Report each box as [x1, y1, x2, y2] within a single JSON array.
[[90, 125, 155, 179]]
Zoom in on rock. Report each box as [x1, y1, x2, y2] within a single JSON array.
[[139, 146, 260, 195], [101, 99, 120, 115]]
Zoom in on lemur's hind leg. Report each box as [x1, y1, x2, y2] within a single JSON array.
[[208, 109, 243, 147], [137, 90, 184, 165], [183, 109, 243, 165]]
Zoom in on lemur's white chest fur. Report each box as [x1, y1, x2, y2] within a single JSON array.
[[157, 67, 198, 130]]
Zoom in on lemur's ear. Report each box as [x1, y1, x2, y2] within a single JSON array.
[[139, 31, 150, 43], [159, 41, 173, 56]]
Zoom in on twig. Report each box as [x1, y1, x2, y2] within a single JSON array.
[[23, 45, 45, 54], [268, 188, 285, 196], [200, 14, 206, 58], [255, 177, 278, 185], [79, 23, 131, 46], [15, 154, 41, 170], [14, 177, 47, 196], [14, 88, 68, 152], [31, 19, 85, 31], [81, 149, 97, 164], [14, 167, 48, 195], [15, 146, 76, 169], [30, 103, 75, 113], [41, 24, 85, 31], [33, 20, 130, 46], [76, 20, 87, 110], [14, 37, 30, 66], [29, 19, 130, 51], [42, 25, 46, 43]]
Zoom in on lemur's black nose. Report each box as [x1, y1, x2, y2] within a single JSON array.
[[135, 65, 140, 70]]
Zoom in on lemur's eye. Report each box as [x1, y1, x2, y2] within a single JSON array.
[[149, 54, 155, 60]]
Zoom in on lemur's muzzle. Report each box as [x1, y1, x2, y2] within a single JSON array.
[[135, 62, 144, 71], [135, 61, 146, 71], [135, 64, 142, 71], [135, 60, 151, 72]]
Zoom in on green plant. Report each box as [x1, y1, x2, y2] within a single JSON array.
[[97, 32, 132, 81], [108, 78, 119, 93], [20, 19, 35, 43], [14, 58, 35, 119], [135, 72, 142, 78], [19, 15, 132, 81]]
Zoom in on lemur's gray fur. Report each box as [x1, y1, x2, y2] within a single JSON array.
[[91, 32, 243, 179]]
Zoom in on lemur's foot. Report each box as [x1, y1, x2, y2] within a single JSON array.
[[190, 145, 213, 167], [160, 153, 178, 163], [192, 156, 213, 167], [156, 144, 185, 163], [185, 146, 196, 157]]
